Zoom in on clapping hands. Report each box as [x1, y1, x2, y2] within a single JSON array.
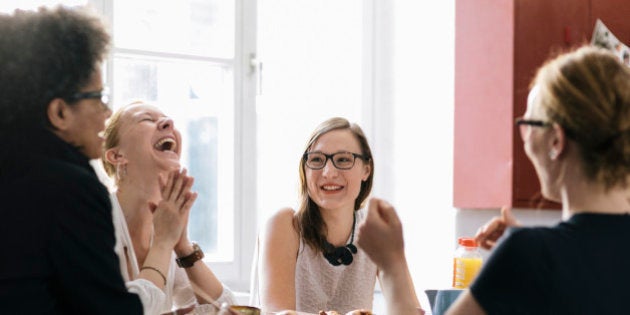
[[151, 168, 198, 249]]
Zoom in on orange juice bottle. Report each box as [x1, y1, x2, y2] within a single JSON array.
[[452, 237, 483, 289]]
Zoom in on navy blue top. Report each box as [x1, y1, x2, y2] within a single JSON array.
[[471, 212, 630, 315]]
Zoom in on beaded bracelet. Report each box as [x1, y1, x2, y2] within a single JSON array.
[[140, 266, 167, 286]]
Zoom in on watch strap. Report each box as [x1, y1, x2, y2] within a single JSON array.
[[176, 242, 204, 268]]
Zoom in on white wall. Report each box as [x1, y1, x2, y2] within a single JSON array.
[[389, 1, 563, 295], [455, 209, 562, 261], [389, 0, 456, 292]]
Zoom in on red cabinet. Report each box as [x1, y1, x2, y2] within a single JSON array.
[[591, 0, 630, 44], [453, 0, 628, 209]]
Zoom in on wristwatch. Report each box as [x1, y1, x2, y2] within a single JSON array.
[[176, 242, 204, 268]]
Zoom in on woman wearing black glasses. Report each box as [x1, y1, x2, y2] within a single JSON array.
[[0, 6, 143, 313], [256, 117, 407, 314], [360, 45, 630, 314]]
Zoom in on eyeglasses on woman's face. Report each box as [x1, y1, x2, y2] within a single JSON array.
[[303, 151, 368, 170], [65, 87, 111, 111], [515, 116, 551, 140]]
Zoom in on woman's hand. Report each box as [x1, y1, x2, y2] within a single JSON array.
[[173, 171, 194, 254], [357, 198, 422, 315], [474, 206, 519, 250], [173, 223, 192, 256], [357, 198, 405, 270], [152, 168, 198, 250]]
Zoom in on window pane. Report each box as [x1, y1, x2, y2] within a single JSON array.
[[113, 0, 234, 58], [257, 0, 364, 222], [113, 56, 235, 261]]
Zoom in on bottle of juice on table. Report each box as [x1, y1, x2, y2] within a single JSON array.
[[452, 237, 483, 289]]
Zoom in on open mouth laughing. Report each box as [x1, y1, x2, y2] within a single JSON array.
[[154, 136, 178, 153]]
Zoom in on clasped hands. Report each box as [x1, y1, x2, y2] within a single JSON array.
[[151, 168, 198, 251]]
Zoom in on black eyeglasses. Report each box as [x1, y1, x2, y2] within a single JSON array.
[[65, 87, 111, 110], [515, 117, 551, 140], [303, 151, 369, 170]]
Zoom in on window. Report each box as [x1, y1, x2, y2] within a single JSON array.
[[91, 0, 257, 290], [2, 0, 257, 291], [111, 2, 236, 261], [113, 55, 235, 261], [3, 0, 255, 291], [4, 1, 463, 307], [257, 0, 373, 223]]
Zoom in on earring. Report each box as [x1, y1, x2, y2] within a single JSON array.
[[548, 149, 558, 160]]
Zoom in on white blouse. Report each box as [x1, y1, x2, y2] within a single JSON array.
[[111, 193, 234, 314]]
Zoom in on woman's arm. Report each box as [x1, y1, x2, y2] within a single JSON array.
[[258, 208, 301, 312], [445, 290, 486, 315], [174, 240, 232, 305], [164, 169, 232, 305], [357, 198, 422, 314], [376, 258, 422, 315], [140, 169, 197, 290]]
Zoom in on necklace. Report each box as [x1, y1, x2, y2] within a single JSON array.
[[323, 211, 357, 266]]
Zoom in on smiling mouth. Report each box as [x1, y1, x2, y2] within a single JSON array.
[[154, 137, 177, 153], [321, 185, 343, 191]]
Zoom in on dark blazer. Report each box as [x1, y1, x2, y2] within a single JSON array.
[[0, 129, 142, 314]]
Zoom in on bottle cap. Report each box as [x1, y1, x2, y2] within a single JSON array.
[[458, 237, 477, 247]]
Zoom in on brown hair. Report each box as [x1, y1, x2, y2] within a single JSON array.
[[532, 45, 630, 188], [295, 117, 374, 253]]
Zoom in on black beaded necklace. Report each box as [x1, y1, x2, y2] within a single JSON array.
[[323, 211, 357, 266]]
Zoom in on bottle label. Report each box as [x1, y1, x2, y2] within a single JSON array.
[[452, 257, 483, 289]]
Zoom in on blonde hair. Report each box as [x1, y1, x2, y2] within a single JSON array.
[[101, 100, 145, 178], [533, 45, 630, 188]]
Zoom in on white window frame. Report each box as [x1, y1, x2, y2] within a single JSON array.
[[89, 0, 258, 291], [88, 0, 389, 294], [362, 0, 394, 203]]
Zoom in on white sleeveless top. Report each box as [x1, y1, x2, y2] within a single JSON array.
[[294, 208, 378, 314]]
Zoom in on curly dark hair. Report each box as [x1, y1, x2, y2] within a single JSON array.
[[0, 5, 110, 130]]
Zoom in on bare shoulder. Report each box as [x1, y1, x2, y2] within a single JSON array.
[[266, 207, 297, 228], [261, 208, 299, 245]]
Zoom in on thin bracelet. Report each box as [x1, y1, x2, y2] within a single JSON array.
[[140, 266, 167, 286]]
